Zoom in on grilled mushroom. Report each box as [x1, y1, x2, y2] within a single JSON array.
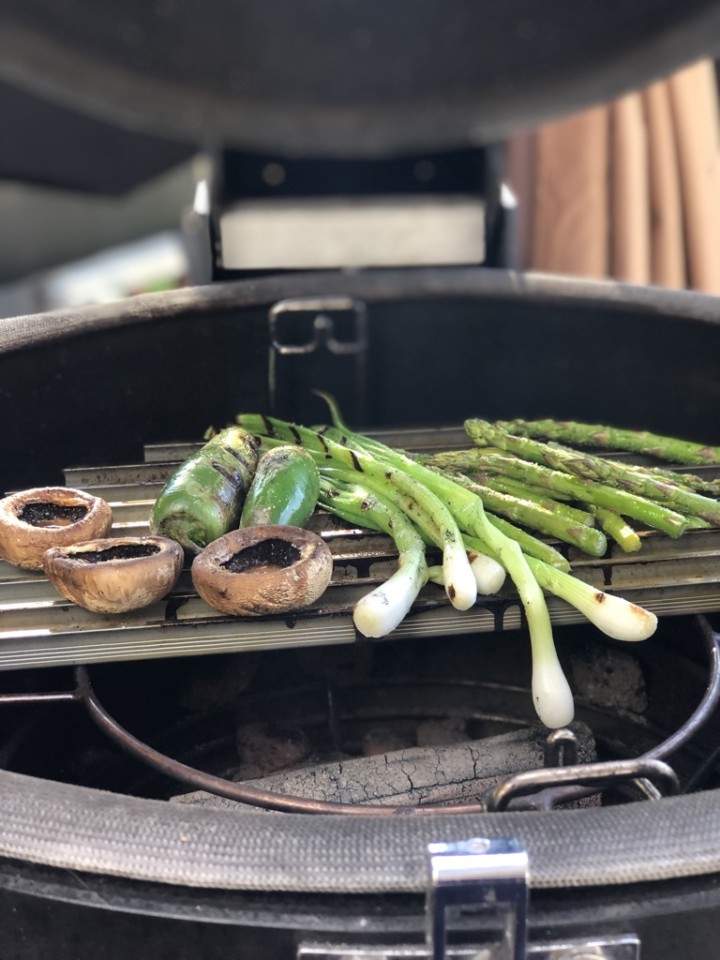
[[191, 524, 333, 617], [0, 487, 113, 571], [44, 536, 184, 613]]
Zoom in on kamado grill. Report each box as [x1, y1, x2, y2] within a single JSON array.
[[2, 4, 720, 960]]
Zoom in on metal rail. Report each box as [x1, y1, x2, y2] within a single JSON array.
[[3, 616, 717, 815]]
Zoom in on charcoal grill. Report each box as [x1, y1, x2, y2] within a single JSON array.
[[2, 272, 720, 960], [3, 2, 720, 959]]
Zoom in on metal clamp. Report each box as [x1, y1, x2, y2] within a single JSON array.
[[269, 296, 368, 356], [268, 296, 368, 422], [427, 838, 528, 960]]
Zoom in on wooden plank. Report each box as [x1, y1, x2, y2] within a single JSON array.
[[611, 92, 650, 285], [643, 80, 686, 289], [532, 105, 610, 278], [668, 60, 720, 294]]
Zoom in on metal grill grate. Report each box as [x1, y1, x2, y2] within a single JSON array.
[[1, 427, 719, 671]]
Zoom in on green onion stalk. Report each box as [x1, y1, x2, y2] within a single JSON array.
[[240, 413, 573, 726], [485, 513, 571, 571], [239, 415, 478, 613], [432, 534, 657, 642], [320, 468, 506, 611], [300, 400, 575, 729], [318, 474, 431, 638], [529, 557, 657, 641]]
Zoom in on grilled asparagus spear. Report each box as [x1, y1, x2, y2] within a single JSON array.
[[465, 419, 720, 526], [498, 418, 720, 465]]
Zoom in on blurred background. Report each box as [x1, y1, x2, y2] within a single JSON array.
[[0, 8, 718, 315], [506, 60, 720, 294]]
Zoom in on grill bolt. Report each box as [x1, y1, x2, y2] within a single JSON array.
[[191, 524, 333, 617], [0, 487, 113, 571], [43, 536, 184, 613]]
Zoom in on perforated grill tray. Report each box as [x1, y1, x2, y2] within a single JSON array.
[[0, 427, 718, 671]]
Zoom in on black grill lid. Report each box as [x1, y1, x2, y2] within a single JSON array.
[[0, 0, 719, 157]]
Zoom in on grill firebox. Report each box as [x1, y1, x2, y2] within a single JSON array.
[[2, 426, 720, 818]]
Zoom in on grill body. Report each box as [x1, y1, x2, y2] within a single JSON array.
[[2, 268, 720, 958], [2, 268, 720, 491]]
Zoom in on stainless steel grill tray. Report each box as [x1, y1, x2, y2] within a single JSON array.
[[1, 427, 719, 671]]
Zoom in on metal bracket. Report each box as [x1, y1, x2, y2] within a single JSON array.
[[268, 296, 368, 424]]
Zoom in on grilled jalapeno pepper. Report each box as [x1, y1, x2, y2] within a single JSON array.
[[150, 427, 260, 553], [240, 445, 320, 528]]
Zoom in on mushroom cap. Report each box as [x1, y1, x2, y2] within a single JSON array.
[[0, 487, 113, 571], [43, 536, 184, 613], [191, 524, 333, 617]]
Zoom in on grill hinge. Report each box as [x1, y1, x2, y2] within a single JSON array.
[[298, 837, 640, 960]]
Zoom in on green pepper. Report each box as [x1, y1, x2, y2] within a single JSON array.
[[240, 445, 320, 529], [150, 427, 260, 553]]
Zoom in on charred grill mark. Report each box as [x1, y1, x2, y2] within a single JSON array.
[[448, 583, 457, 601], [360, 499, 371, 510], [212, 461, 237, 485], [595, 591, 607, 603], [350, 450, 363, 472], [339, 435, 349, 445], [318, 433, 330, 454], [261, 415, 276, 437], [289, 424, 302, 445], [317, 425, 329, 436], [223, 444, 252, 468]]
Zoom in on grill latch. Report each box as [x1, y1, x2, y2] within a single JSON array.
[[298, 837, 640, 960], [427, 837, 529, 960]]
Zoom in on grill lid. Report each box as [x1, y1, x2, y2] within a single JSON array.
[[1, 427, 719, 672], [0, 1, 719, 157]]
